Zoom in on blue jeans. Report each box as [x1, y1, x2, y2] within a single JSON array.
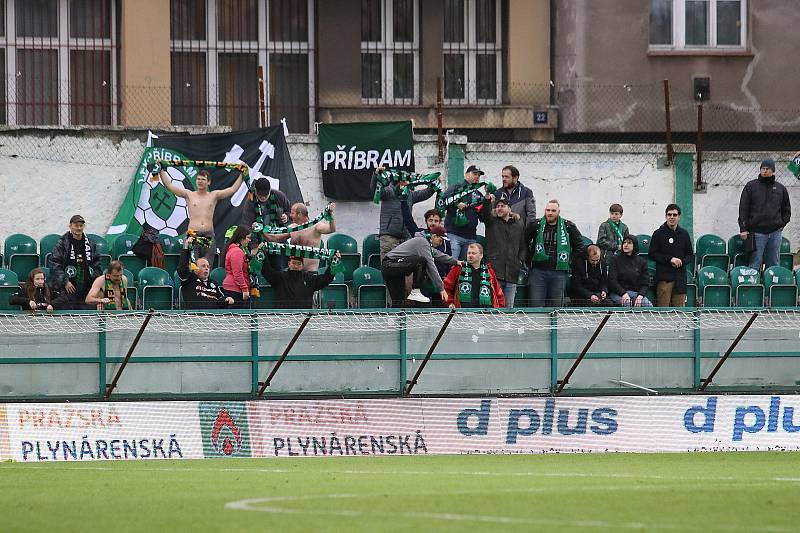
[[528, 268, 568, 307], [448, 234, 476, 261], [610, 291, 653, 307], [749, 230, 782, 269], [498, 280, 516, 308]]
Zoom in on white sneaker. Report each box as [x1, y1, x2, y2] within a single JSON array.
[[407, 289, 430, 303]]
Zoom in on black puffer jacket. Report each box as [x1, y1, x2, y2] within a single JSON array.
[[48, 232, 100, 291], [608, 236, 649, 296], [738, 174, 791, 234]]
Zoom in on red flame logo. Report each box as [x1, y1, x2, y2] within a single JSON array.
[[210, 409, 242, 456]]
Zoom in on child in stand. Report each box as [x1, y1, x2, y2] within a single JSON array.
[[9, 268, 54, 312], [597, 203, 630, 266]]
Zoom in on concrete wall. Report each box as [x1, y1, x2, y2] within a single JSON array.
[[1, 131, 798, 252], [553, 1, 800, 132]]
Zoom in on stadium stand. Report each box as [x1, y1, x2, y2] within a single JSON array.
[[697, 266, 730, 307], [729, 266, 763, 307], [696, 234, 728, 272], [763, 265, 796, 307]]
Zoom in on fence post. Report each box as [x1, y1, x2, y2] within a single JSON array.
[[437, 77, 444, 163], [696, 103, 705, 191], [663, 79, 674, 165], [257, 66, 267, 127]]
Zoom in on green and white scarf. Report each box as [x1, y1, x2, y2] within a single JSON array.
[[254, 193, 282, 228], [373, 169, 443, 204], [436, 180, 497, 211], [264, 242, 344, 274], [789, 155, 800, 177], [252, 204, 333, 235], [607, 219, 624, 248], [156, 159, 250, 177], [532, 217, 571, 271], [458, 263, 492, 307]]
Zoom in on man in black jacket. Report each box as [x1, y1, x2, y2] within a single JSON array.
[[443, 165, 486, 261], [570, 245, 612, 306], [49, 215, 101, 310], [482, 196, 525, 307], [524, 200, 585, 307], [738, 158, 791, 270], [649, 204, 694, 307], [260, 253, 339, 309], [178, 235, 234, 309]]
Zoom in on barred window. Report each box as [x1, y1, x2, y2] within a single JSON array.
[[649, 0, 746, 49], [1, 0, 117, 126], [443, 0, 502, 104], [360, 0, 419, 104], [170, 0, 314, 132]]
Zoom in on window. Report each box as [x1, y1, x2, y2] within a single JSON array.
[[1, 0, 117, 126], [649, 0, 746, 49], [443, 0, 502, 104], [170, 0, 314, 132], [360, 0, 419, 104]]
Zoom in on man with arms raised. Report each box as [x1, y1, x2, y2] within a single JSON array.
[[157, 167, 243, 262], [288, 202, 336, 272], [85, 260, 132, 311]]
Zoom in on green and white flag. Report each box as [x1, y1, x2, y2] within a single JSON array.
[[789, 154, 800, 178], [107, 126, 303, 245]]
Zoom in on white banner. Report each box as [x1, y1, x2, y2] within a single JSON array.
[[5, 402, 203, 462], [3, 395, 798, 461]]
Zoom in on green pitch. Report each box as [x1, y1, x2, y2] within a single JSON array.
[[2, 453, 799, 532]]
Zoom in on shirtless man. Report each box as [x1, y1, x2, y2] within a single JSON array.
[[85, 261, 132, 311], [288, 202, 336, 272], [157, 166, 243, 262]]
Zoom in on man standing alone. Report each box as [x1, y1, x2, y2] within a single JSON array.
[[738, 158, 791, 270], [649, 204, 694, 307]]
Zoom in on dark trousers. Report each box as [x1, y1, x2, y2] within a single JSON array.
[[52, 283, 92, 310], [222, 288, 250, 309], [381, 256, 426, 307]]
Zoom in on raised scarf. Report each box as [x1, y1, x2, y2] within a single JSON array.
[[533, 217, 571, 271], [458, 263, 492, 307], [372, 169, 442, 204], [103, 275, 129, 311], [264, 242, 344, 275], [437, 180, 497, 226], [253, 193, 283, 228], [252, 204, 333, 235]]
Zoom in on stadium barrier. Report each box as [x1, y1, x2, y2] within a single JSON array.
[[2, 395, 799, 462], [1, 308, 800, 399]]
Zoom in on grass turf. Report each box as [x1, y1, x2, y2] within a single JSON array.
[[1, 452, 799, 532]]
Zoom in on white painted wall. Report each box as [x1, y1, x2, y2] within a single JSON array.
[[1, 132, 797, 255]]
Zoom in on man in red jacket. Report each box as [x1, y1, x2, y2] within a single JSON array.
[[443, 243, 505, 308]]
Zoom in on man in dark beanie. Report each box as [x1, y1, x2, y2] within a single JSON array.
[[738, 158, 791, 270]]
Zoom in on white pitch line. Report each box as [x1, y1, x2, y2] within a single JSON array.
[[224, 491, 796, 532]]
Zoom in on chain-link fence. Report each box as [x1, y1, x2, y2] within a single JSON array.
[[2, 79, 799, 188]]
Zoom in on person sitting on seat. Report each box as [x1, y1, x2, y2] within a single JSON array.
[[443, 243, 505, 308], [570, 244, 613, 306], [260, 253, 340, 309], [608, 236, 653, 307], [178, 235, 235, 309], [85, 260, 132, 311], [9, 268, 53, 312]]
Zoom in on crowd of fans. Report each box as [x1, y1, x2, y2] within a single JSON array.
[[6, 158, 792, 312]]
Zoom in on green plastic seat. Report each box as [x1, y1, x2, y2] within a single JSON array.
[[763, 266, 796, 308], [4, 233, 38, 279], [637, 234, 651, 254], [86, 234, 112, 273], [158, 234, 184, 253], [729, 266, 763, 307], [696, 234, 728, 272], [686, 269, 697, 307], [110, 233, 138, 258], [209, 267, 228, 288], [137, 267, 174, 310], [475, 235, 487, 250], [581, 235, 593, 247], [696, 266, 730, 307], [39, 234, 61, 266], [352, 266, 386, 308], [362, 233, 381, 267], [324, 234, 359, 282], [779, 236, 793, 271], [727, 235, 749, 268], [513, 284, 529, 308], [0, 268, 20, 311]]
